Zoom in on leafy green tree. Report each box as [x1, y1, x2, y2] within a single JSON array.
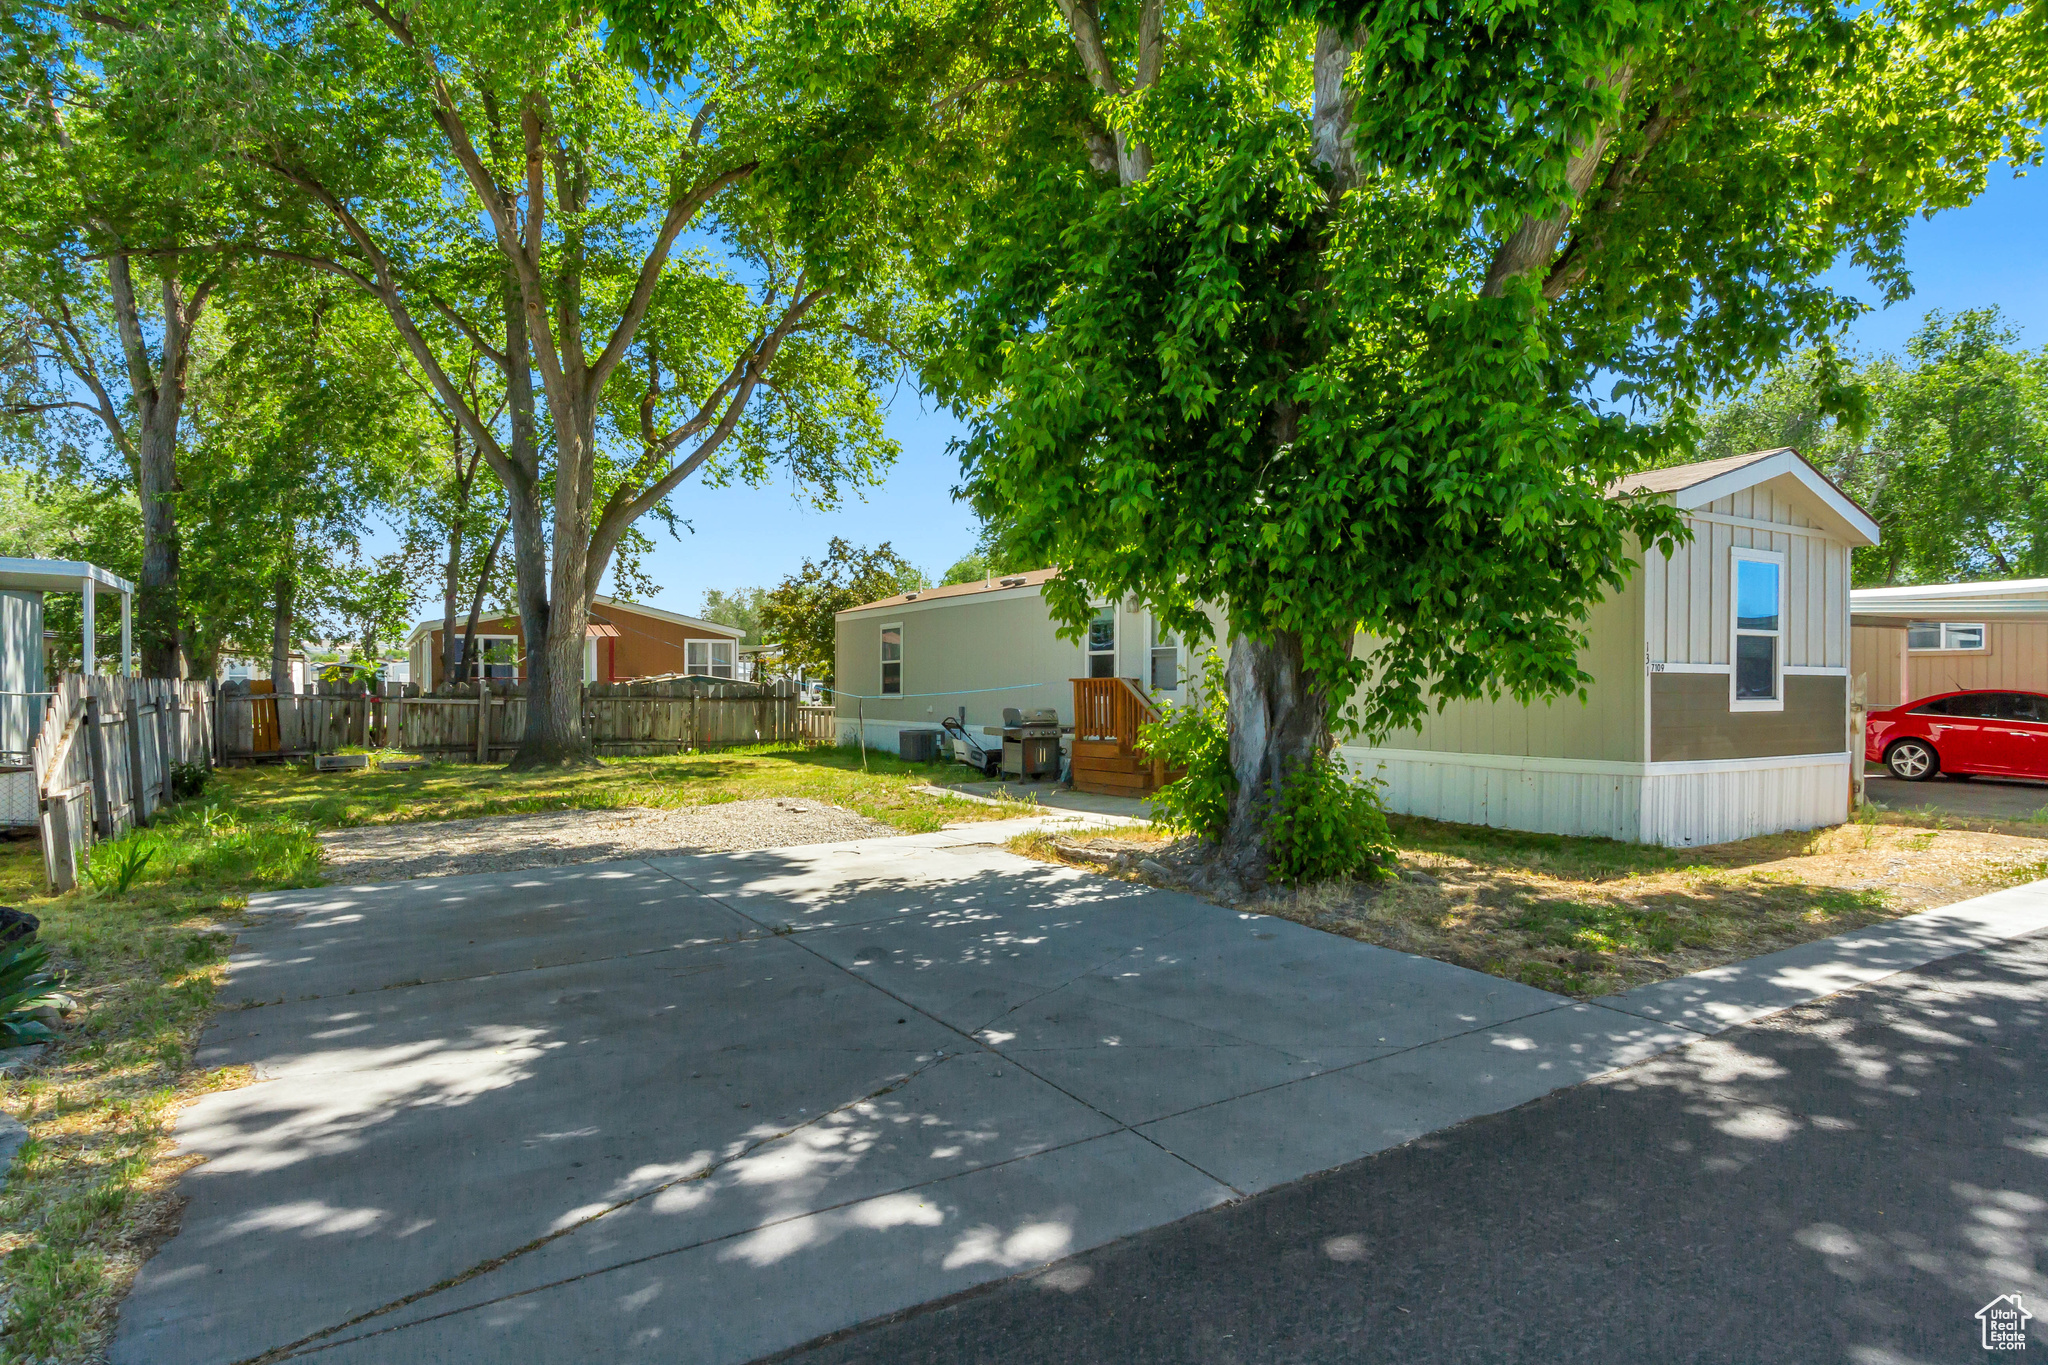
[[699, 586, 768, 644], [187, 1, 909, 763], [760, 0, 2040, 880], [179, 271, 431, 686], [0, 8, 248, 675], [759, 538, 926, 688], [1696, 308, 2048, 585]]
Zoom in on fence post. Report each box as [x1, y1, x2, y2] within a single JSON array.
[[44, 791, 78, 892], [123, 677, 151, 825], [156, 684, 176, 804], [476, 678, 490, 764], [83, 689, 112, 836]]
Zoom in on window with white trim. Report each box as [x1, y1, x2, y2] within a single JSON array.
[[685, 639, 734, 678], [1730, 549, 1784, 710], [1906, 621, 1986, 652], [879, 624, 902, 695], [469, 635, 519, 681], [1086, 607, 1116, 679], [1149, 616, 1181, 691]]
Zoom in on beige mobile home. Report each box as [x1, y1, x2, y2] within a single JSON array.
[[1345, 449, 1877, 846], [834, 449, 1875, 846], [1849, 578, 2048, 708]]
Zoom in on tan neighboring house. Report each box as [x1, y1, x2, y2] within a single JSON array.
[[404, 595, 744, 690], [1849, 578, 2048, 708], [835, 449, 1876, 847]]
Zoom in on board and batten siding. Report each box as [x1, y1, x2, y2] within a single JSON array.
[[1642, 476, 1851, 671], [1851, 624, 1908, 707], [1353, 571, 1646, 764], [833, 590, 1080, 746]]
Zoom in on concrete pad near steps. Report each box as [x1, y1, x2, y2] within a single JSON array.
[[308, 1131, 1231, 1365], [224, 862, 756, 1005], [1597, 876, 2048, 1036], [1136, 1002, 1699, 1195]]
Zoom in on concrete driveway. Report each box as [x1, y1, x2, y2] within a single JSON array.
[[122, 825, 2048, 1365], [115, 819, 1724, 1365]]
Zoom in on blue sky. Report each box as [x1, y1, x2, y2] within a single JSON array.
[[617, 166, 2048, 621]]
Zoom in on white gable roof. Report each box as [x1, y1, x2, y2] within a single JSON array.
[[1613, 448, 1879, 547]]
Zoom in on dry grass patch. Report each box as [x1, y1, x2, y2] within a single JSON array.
[[210, 744, 1034, 835], [1010, 813, 2048, 999]]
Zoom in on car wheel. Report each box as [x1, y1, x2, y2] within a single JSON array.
[[1886, 739, 1939, 781]]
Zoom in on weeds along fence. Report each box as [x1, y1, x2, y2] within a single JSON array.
[[28, 673, 215, 892], [214, 677, 811, 763]]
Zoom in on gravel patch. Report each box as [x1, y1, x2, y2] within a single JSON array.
[[317, 799, 896, 883]]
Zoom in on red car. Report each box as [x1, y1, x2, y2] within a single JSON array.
[[1866, 689, 2048, 781]]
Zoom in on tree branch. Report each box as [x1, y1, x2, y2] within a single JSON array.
[[1479, 63, 1635, 299]]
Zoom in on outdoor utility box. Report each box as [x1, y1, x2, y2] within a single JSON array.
[[897, 729, 942, 763]]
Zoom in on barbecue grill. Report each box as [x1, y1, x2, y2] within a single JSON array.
[[1001, 707, 1062, 780]]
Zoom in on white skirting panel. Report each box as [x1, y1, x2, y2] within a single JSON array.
[[1343, 749, 1643, 842], [1639, 757, 1849, 847], [1339, 747, 1851, 848]]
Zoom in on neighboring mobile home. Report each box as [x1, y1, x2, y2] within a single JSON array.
[[1346, 449, 1876, 846], [1849, 578, 2048, 708], [404, 595, 744, 690], [834, 449, 1875, 846], [0, 557, 135, 827]]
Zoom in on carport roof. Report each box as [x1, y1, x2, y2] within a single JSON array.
[[1852, 577, 2048, 626], [0, 557, 134, 595]]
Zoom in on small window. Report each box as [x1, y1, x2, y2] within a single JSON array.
[[880, 624, 902, 695], [1087, 607, 1116, 679], [1731, 551, 1784, 709], [470, 636, 519, 681], [1907, 622, 1986, 652], [1149, 617, 1180, 691], [685, 640, 734, 678]]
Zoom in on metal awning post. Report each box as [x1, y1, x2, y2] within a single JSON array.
[[82, 577, 95, 676], [120, 590, 132, 677]]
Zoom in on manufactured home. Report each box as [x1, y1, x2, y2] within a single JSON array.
[[404, 595, 744, 690], [834, 449, 1875, 846], [1346, 449, 1876, 846], [0, 558, 135, 827], [1849, 578, 2048, 708]]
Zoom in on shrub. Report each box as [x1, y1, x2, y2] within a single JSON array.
[[1137, 651, 1234, 839], [0, 937, 63, 1046], [170, 761, 210, 800], [1265, 750, 1397, 887]]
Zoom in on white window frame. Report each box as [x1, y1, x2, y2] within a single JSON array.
[[1085, 604, 1117, 679], [470, 634, 519, 681], [685, 639, 735, 679], [1147, 613, 1182, 694], [878, 623, 902, 695], [1729, 547, 1786, 713], [1906, 621, 1987, 653]]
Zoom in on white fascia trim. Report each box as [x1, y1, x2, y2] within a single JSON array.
[[837, 583, 1047, 621], [1853, 577, 2048, 601], [1649, 661, 1729, 674], [1784, 665, 1850, 676], [1342, 744, 1851, 778], [1674, 450, 1880, 548], [1651, 662, 1847, 677]]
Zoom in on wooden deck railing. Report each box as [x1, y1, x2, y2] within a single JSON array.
[[1070, 677, 1159, 754]]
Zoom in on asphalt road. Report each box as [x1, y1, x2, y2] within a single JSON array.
[[777, 929, 2048, 1365], [1868, 771, 2048, 823]]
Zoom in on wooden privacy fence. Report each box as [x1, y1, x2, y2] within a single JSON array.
[[216, 677, 815, 762], [33, 673, 215, 891]]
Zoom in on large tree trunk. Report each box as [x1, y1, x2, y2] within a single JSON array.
[[1216, 630, 1334, 886], [512, 393, 598, 768], [269, 568, 296, 696]]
